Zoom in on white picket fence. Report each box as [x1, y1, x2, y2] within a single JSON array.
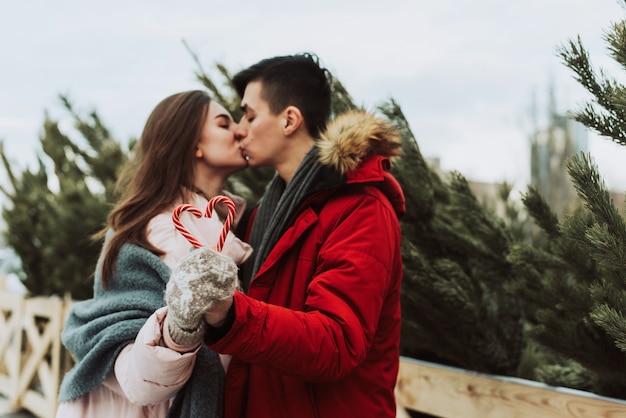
[[2, 291, 626, 417]]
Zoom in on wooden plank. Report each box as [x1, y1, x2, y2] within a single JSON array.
[[0, 395, 18, 414], [22, 389, 56, 418], [0, 293, 23, 405], [16, 296, 64, 418], [396, 357, 626, 418]]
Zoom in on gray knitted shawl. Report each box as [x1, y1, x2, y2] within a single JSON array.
[[58, 243, 224, 417]]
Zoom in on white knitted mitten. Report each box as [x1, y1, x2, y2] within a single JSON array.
[[165, 247, 238, 346]]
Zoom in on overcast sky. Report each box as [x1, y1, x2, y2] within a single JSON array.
[[1, 0, 625, 194]]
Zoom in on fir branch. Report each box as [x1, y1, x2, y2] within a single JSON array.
[[606, 21, 626, 74], [329, 77, 359, 117], [0, 140, 18, 195], [589, 304, 626, 353], [585, 223, 626, 282], [507, 243, 565, 272], [431, 259, 477, 320], [535, 363, 593, 391], [558, 37, 625, 119], [430, 216, 492, 259], [550, 212, 600, 294], [572, 102, 626, 146], [558, 37, 606, 109], [605, 83, 626, 125], [182, 39, 228, 105], [589, 280, 626, 315], [448, 172, 511, 254], [558, 36, 626, 143], [379, 99, 414, 137], [521, 186, 560, 237], [567, 153, 626, 243], [60, 94, 112, 152], [381, 99, 436, 222], [215, 62, 233, 83]]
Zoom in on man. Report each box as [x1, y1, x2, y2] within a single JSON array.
[[204, 53, 405, 418]]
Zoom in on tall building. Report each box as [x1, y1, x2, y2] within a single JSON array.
[[530, 90, 588, 217]]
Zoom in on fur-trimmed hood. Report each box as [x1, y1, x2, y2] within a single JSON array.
[[317, 110, 402, 174], [315, 110, 405, 216]]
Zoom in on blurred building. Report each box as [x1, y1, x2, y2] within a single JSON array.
[[530, 91, 589, 217], [426, 90, 625, 219]]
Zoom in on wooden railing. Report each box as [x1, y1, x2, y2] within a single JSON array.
[[2, 291, 626, 418], [0, 292, 72, 418], [395, 357, 626, 417]]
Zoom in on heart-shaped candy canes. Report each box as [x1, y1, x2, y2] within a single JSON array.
[[172, 195, 235, 252]]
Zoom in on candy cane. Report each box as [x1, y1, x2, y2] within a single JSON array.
[[205, 195, 236, 252], [172, 204, 204, 248], [171, 196, 236, 252]]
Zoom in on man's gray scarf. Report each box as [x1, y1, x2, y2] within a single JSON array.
[[243, 148, 323, 287]]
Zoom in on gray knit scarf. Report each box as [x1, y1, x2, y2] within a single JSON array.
[[243, 148, 323, 287]]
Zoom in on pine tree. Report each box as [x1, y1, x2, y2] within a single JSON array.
[[0, 97, 127, 299], [508, 3, 626, 398]]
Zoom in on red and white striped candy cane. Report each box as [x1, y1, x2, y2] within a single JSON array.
[[172, 204, 204, 248], [171, 196, 236, 252], [205, 195, 236, 252]]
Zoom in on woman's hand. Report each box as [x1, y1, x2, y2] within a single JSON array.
[[165, 247, 238, 346]]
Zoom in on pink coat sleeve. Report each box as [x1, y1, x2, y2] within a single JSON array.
[[112, 307, 199, 405]]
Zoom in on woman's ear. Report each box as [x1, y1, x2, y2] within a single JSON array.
[[283, 106, 303, 136], [195, 147, 203, 158]]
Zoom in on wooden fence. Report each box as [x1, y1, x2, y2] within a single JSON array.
[[395, 357, 626, 417], [0, 292, 72, 418], [2, 292, 626, 417]]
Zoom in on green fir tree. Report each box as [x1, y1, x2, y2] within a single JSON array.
[[508, 2, 626, 398], [0, 97, 127, 299]]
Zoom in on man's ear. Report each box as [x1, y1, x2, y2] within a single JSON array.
[[283, 106, 303, 136]]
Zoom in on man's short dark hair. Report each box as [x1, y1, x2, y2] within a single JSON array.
[[233, 53, 332, 138]]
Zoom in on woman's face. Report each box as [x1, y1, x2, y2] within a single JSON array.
[[195, 101, 248, 176]]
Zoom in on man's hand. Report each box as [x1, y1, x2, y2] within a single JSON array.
[[203, 298, 234, 328]]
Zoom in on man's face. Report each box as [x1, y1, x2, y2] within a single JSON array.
[[238, 81, 285, 168]]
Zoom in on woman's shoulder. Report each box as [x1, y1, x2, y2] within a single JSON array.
[[111, 243, 171, 287], [117, 242, 168, 267]]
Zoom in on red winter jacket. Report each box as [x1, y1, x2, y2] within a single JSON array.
[[208, 111, 405, 418]]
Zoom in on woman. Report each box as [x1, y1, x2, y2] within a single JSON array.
[[56, 90, 252, 418]]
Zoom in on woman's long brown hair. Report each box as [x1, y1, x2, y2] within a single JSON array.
[[98, 90, 212, 288]]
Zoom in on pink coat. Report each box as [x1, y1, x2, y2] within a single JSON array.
[[56, 192, 251, 418]]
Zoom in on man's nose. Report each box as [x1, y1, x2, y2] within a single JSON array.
[[234, 125, 247, 142]]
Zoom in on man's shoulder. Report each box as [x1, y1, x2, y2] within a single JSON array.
[[316, 185, 396, 220], [327, 183, 392, 205]]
